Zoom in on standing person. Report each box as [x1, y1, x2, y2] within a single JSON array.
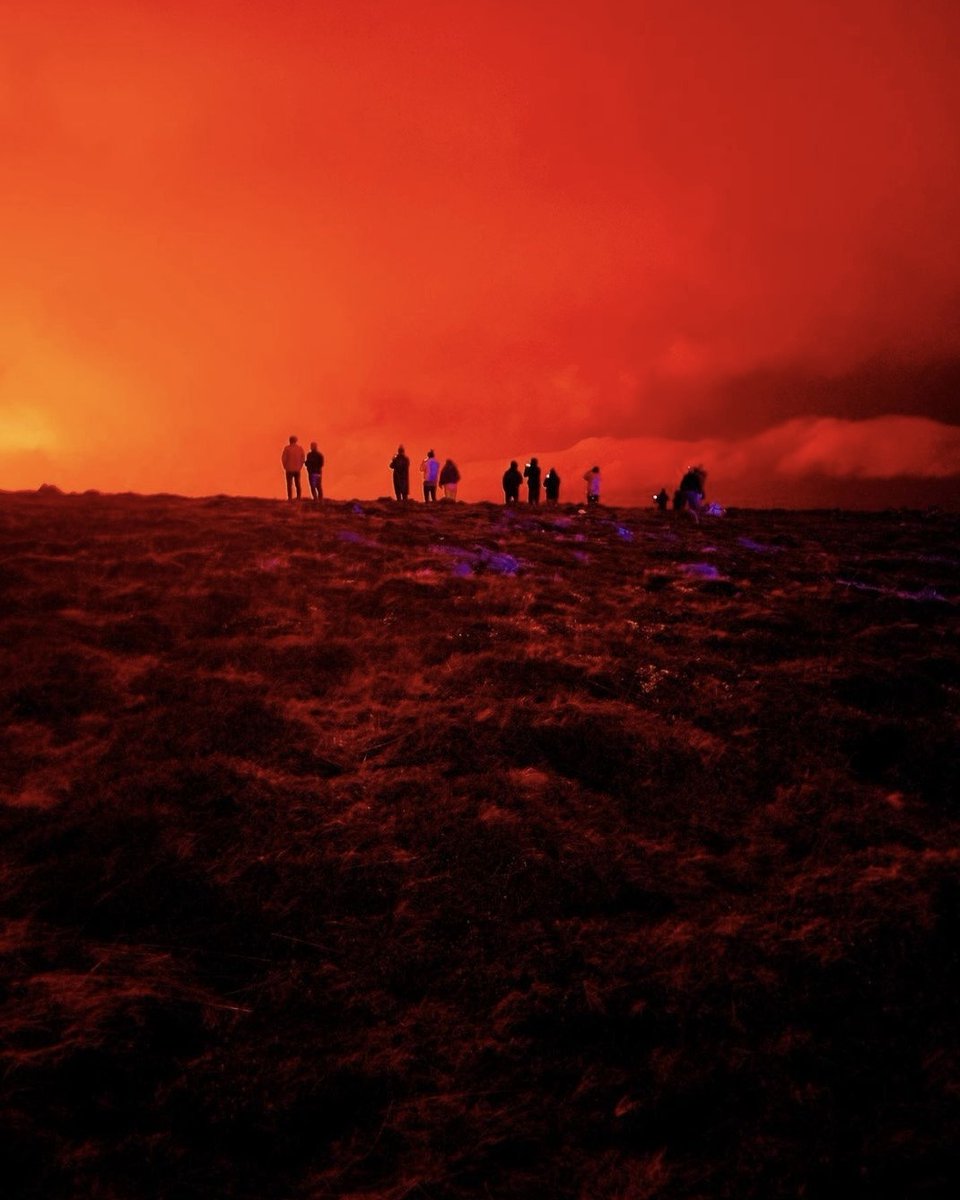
[[439, 458, 461, 501], [524, 457, 542, 504], [583, 465, 601, 504], [420, 449, 440, 502], [677, 465, 707, 521], [390, 445, 410, 501], [654, 487, 669, 512], [305, 442, 324, 501], [544, 467, 561, 503], [281, 435, 305, 500], [502, 460, 522, 504]]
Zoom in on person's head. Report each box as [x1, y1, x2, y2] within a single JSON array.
[[591, 465, 600, 473], [310, 441, 318, 451], [427, 449, 434, 458], [530, 456, 538, 465], [398, 444, 404, 453], [289, 435, 298, 444], [510, 460, 518, 469]]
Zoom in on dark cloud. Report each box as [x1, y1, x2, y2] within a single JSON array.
[[645, 356, 960, 440]]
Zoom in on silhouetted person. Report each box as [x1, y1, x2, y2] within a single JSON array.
[[524, 457, 542, 503], [677, 465, 707, 522], [390, 445, 410, 501], [544, 467, 561, 503], [420, 449, 440, 502], [281, 435, 305, 500], [439, 458, 460, 500], [654, 487, 669, 513], [502, 460, 522, 504], [583, 465, 601, 504], [305, 442, 324, 501]]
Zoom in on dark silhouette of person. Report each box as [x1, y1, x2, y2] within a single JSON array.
[[524, 457, 542, 503], [677, 465, 707, 521], [420, 449, 440, 502], [390, 445, 410, 501], [502, 460, 522, 504], [439, 458, 461, 500], [281, 435, 305, 500], [583, 465, 601, 504], [305, 442, 324, 501], [544, 467, 561, 503], [654, 487, 669, 512]]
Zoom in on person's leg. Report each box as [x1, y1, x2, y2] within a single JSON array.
[[294, 472, 302, 499], [285, 471, 294, 499]]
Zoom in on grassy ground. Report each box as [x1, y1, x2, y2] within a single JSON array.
[[1, 491, 958, 1198]]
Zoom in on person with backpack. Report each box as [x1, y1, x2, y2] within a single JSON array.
[[677, 465, 707, 521]]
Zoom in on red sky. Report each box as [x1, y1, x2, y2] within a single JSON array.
[[2, 0, 960, 506]]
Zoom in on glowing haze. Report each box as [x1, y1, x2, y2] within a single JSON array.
[[3, 0, 960, 506]]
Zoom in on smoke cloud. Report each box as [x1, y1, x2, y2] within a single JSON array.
[[2, 0, 959, 504]]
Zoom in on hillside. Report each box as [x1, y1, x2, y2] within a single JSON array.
[[2, 491, 958, 1198]]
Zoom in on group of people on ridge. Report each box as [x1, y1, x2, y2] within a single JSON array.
[[281, 436, 324, 501], [388, 447, 460, 502], [284, 434, 705, 514], [501, 458, 567, 504], [389, 449, 599, 506], [652, 466, 708, 520]]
